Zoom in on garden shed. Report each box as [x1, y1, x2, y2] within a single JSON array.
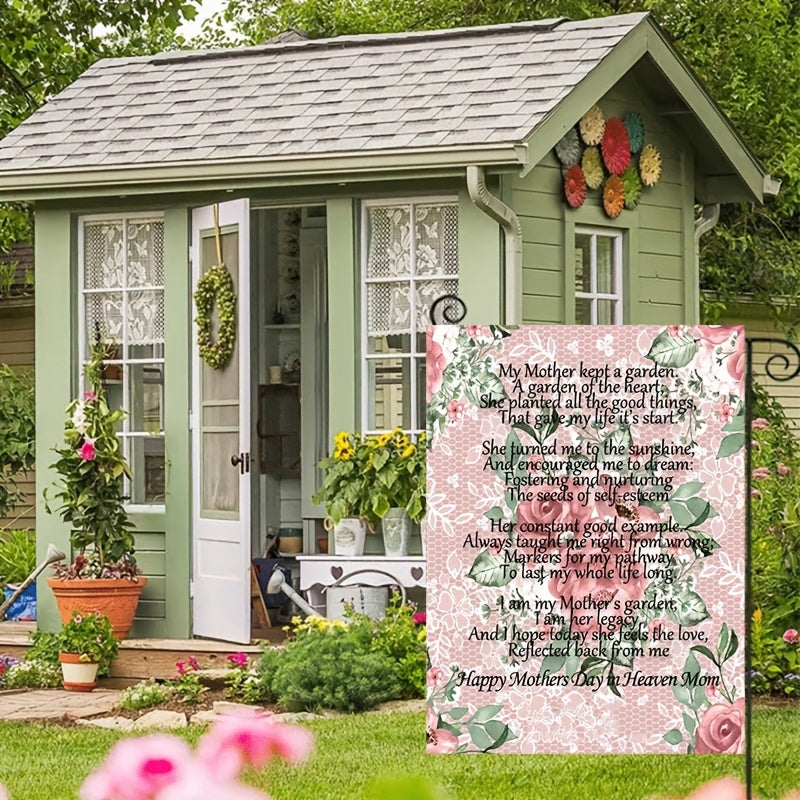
[[0, 12, 775, 642]]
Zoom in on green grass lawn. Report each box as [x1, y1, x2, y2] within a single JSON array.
[[0, 703, 794, 800]]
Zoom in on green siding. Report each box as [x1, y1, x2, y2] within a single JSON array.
[[510, 70, 695, 327]]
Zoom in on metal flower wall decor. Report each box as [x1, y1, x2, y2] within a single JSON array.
[[554, 106, 662, 217]]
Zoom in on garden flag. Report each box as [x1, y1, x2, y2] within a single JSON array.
[[425, 325, 746, 754]]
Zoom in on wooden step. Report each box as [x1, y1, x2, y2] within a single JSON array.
[[0, 621, 286, 681]]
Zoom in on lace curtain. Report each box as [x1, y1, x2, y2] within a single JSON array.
[[83, 219, 165, 346], [366, 203, 458, 337]]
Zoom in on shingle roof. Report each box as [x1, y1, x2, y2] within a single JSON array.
[[0, 13, 647, 173]]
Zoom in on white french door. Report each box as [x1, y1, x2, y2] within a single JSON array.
[[191, 200, 251, 643]]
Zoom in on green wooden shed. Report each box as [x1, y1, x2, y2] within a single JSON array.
[[0, 12, 775, 641]]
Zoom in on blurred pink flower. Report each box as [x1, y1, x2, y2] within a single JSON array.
[[685, 777, 746, 800], [667, 325, 683, 337], [752, 418, 770, 430], [80, 735, 195, 800], [226, 652, 248, 668], [0, 782, 7, 800], [78, 440, 96, 461], [175, 661, 187, 676], [783, 628, 800, 644], [412, 612, 426, 625], [751, 489, 762, 500], [154, 771, 270, 800], [83, 391, 98, 402], [197, 710, 313, 781], [465, 325, 482, 338], [778, 463, 791, 476], [752, 467, 770, 480], [751, 439, 760, 450], [188, 656, 200, 671]]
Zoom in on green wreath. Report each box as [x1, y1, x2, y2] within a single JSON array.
[[194, 263, 237, 370]]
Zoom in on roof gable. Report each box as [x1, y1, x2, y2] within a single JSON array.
[[0, 13, 773, 203]]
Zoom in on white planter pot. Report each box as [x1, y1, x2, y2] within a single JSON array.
[[382, 508, 411, 557], [59, 652, 99, 692], [333, 518, 367, 556]]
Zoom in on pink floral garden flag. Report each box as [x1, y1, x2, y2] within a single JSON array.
[[425, 325, 746, 754]]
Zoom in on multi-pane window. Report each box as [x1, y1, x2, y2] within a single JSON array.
[[79, 214, 165, 506], [362, 199, 458, 433], [574, 228, 623, 324]]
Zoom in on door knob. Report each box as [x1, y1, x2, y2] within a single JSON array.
[[230, 452, 250, 474]]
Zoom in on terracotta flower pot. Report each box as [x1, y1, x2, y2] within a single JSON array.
[[59, 652, 99, 692], [47, 577, 147, 640]]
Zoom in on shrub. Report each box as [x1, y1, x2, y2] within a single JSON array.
[[119, 680, 172, 711], [25, 630, 60, 667], [4, 659, 61, 688], [0, 529, 36, 585], [0, 365, 35, 519], [226, 595, 427, 712]]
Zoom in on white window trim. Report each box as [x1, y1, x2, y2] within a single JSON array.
[[77, 211, 166, 512], [360, 196, 458, 434], [574, 225, 623, 325]]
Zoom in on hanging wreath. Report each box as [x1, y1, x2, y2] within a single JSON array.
[[564, 165, 587, 208], [601, 118, 631, 175], [603, 175, 625, 219], [194, 205, 237, 370]]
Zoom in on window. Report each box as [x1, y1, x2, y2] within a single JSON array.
[[574, 228, 623, 324], [362, 199, 458, 433], [79, 214, 165, 506]]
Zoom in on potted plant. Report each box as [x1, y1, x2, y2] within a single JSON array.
[[44, 345, 146, 639], [313, 429, 426, 557], [57, 610, 119, 692], [312, 432, 372, 555], [361, 429, 426, 557]]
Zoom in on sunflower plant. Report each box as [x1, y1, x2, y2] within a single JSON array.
[[312, 429, 426, 529]]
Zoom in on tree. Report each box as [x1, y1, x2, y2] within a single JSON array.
[[0, 0, 201, 251], [201, 0, 800, 328]]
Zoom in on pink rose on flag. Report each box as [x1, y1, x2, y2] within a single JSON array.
[[426, 330, 447, 401], [694, 698, 745, 754], [426, 707, 458, 754]]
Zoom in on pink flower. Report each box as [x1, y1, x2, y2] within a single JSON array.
[[685, 777, 746, 800], [226, 652, 248, 668], [80, 735, 195, 800], [197, 710, 313, 781], [426, 667, 443, 687], [667, 325, 685, 337], [83, 391, 98, 402], [696, 325, 746, 383], [0, 782, 7, 800], [718, 403, 735, 424], [426, 331, 447, 401], [412, 612, 426, 625], [78, 440, 96, 461], [188, 656, 200, 671], [783, 628, 800, 644], [752, 418, 770, 430], [446, 399, 466, 422], [175, 661, 187, 676], [778, 463, 791, 476], [752, 467, 770, 480], [154, 771, 270, 800], [694, 698, 745, 754], [751, 489, 762, 500], [751, 439, 760, 450], [426, 707, 458, 755]]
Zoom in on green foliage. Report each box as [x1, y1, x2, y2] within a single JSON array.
[[227, 597, 426, 712], [45, 345, 136, 571], [0, 365, 35, 519], [749, 382, 800, 694], [119, 679, 172, 711], [56, 611, 119, 674], [4, 659, 61, 689], [0, 529, 35, 585], [25, 630, 60, 667], [168, 657, 208, 704]]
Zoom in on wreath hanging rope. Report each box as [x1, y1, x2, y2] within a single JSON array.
[[194, 204, 237, 370]]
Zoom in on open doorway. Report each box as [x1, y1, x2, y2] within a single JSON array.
[[250, 206, 327, 636]]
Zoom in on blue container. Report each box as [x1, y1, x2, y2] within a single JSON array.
[[2, 583, 36, 621]]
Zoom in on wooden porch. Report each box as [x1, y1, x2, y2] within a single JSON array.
[[0, 621, 286, 682]]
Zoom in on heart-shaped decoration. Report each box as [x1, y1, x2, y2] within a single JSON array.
[[411, 566, 423, 581], [331, 566, 343, 580]]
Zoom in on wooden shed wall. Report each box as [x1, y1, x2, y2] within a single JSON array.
[[508, 71, 693, 326], [0, 303, 35, 530]]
